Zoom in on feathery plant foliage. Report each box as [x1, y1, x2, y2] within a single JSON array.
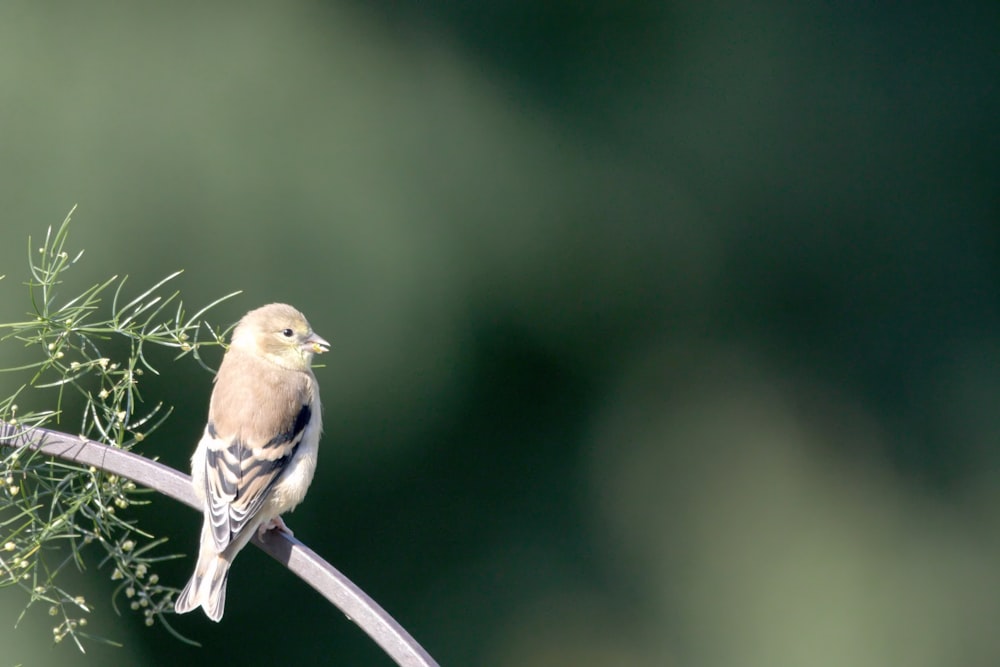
[[0, 208, 239, 650]]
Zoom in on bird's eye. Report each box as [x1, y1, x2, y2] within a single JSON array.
[[281, 328, 294, 338]]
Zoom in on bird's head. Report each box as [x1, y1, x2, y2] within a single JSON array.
[[229, 303, 329, 370]]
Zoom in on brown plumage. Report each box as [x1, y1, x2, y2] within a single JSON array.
[[175, 303, 328, 621]]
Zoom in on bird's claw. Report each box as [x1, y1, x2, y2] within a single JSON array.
[[258, 516, 293, 538]]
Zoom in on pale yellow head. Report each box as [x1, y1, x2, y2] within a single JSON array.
[[229, 303, 329, 370]]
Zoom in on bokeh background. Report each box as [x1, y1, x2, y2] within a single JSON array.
[[1, 1, 999, 665]]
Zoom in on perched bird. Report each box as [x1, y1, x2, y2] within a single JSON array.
[[175, 303, 329, 621]]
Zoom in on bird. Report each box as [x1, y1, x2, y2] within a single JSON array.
[[174, 303, 329, 621]]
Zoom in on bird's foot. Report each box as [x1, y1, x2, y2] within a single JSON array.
[[258, 516, 293, 538]]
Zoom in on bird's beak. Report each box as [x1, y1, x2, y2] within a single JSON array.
[[303, 333, 330, 355]]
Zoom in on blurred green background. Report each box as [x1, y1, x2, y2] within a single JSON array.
[[1, 1, 998, 665]]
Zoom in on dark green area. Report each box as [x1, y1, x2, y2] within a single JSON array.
[[1, 1, 998, 665]]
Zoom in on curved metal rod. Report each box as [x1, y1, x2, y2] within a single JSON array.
[[0, 421, 438, 667]]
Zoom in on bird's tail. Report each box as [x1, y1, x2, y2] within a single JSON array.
[[174, 548, 231, 622]]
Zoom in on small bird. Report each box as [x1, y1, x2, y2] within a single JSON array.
[[175, 303, 329, 621]]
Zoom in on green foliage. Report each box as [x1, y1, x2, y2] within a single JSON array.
[[0, 208, 239, 651]]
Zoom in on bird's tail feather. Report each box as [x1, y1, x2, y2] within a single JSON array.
[[174, 550, 230, 622]]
